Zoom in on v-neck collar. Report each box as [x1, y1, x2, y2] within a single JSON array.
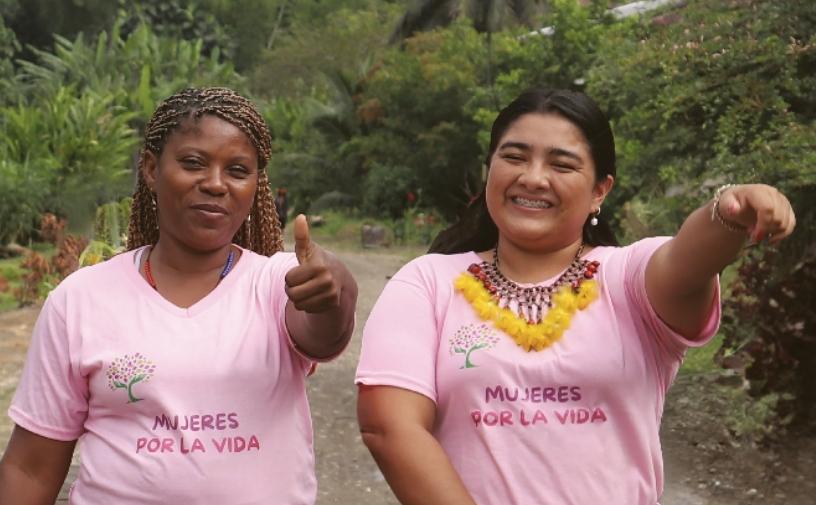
[[124, 245, 251, 318]]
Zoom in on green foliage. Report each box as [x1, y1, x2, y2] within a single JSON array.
[[721, 248, 816, 427], [2, 0, 118, 58], [15, 19, 242, 116], [0, 89, 137, 237], [78, 240, 120, 267], [587, 0, 816, 235], [250, 5, 397, 99], [0, 158, 50, 244], [723, 389, 784, 442], [117, 0, 235, 61], [354, 21, 491, 218], [362, 164, 418, 219], [0, 17, 244, 242], [93, 198, 132, 249], [581, 0, 815, 428], [679, 333, 724, 375]]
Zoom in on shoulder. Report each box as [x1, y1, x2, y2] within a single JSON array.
[[590, 237, 673, 291], [44, 248, 139, 314], [53, 248, 136, 294], [590, 236, 672, 264], [239, 248, 297, 272], [236, 248, 298, 295], [392, 251, 479, 284]]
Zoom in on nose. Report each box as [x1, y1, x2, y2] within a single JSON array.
[[199, 166, 228, 195], [517, 160, 551, 191]]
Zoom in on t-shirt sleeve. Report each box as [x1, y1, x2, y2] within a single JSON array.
[[8, 291, 88, 441], [619, 236, 721, 361], [355, 260, 440, 403]]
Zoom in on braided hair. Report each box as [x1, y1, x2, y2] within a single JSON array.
[[127, 87, 283, 256]]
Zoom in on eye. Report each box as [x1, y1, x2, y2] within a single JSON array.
[[228, 165, 251, 178], [501, 153, 526, 163], [180, 157, 205, 169], [553, 163, 577, 172]]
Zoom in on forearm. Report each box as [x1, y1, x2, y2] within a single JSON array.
[[0, 462, 65, 505], [286, 257, 358, 359], [362, 427, 477, 505], [664, 201, 747, 295]]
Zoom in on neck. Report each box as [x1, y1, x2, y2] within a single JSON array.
[[491, 236, 585, 284], [149, 239, 235, 277]]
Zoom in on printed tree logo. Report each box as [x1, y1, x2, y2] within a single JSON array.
[[106, 353, 156, 403], [449, 324, 499, 369]]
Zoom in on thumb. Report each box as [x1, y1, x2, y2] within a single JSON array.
[[293, 214, 312, 264], [718, 190, 742, 221]]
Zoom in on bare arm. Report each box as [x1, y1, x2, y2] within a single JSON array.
[[358, 385, 477, 505], [646, 184, 795, 338], [285, 214, 358, 359], [0, 425, 76, 505]]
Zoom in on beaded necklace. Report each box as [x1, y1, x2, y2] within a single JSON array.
[[143, 246, 236, 291], [454, 244, 600, 352]]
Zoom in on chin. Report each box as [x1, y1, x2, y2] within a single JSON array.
[[184, 231, 237, 252]]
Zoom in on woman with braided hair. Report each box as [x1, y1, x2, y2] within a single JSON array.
[[0, 87, 358, 504]]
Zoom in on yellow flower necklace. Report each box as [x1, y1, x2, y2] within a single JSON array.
[[455, 244, 600, 352]]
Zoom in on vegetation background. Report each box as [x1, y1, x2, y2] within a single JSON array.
[[0, 0, 813, 502]]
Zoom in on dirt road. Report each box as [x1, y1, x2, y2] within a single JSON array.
[[1, 248, 810, 504]]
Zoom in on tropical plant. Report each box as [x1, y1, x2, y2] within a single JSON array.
[[0, 88, 137, 231], [117, 0, 235, 61]]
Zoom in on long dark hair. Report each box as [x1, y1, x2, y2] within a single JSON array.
[[429, 88, 618, 254]]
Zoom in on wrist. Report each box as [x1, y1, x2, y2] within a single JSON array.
[[710, 184, 748, 234]]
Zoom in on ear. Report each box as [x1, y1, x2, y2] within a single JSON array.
[[592, 174, 614, 210], [142, 151, 159, 191]]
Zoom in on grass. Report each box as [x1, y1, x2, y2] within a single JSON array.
[[679, 333, 724, 375]]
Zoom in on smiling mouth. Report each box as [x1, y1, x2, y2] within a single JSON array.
[[511, 196, 553, 209], [191, 204, 228, 215]]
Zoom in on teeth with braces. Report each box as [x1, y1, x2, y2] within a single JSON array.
[[513, 197, 552, 209]]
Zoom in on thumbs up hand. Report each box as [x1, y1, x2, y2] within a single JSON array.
[[284, 214, 343, 313]]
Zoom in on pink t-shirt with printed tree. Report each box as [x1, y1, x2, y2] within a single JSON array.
[[10, 248, 319, 504], [356, 237, 720, 505]]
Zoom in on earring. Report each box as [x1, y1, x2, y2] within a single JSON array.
[[151, 193, 157, 211], [590, 208, 600, 226]]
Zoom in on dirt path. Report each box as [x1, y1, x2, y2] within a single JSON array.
[[0, 248, 811, 504]]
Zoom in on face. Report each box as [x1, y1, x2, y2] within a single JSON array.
[[485, 112, 613, 250], [143, 114, 259, 252]]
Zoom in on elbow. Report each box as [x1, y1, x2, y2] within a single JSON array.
[[359, 424, 389, 456]]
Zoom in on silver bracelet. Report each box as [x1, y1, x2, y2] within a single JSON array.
[[710, 184, 747, 233]]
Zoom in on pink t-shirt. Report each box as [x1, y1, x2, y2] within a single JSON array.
[[9, 247, 319, 504], [356, 237, 720, 505]]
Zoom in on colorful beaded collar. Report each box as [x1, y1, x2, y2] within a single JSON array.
[[455, 245, 600, 352]]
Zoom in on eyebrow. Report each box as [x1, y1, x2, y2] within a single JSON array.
[[176, 147, 255, 164], [498, 142, 584, 163], [497, 141, 530, 151], [548, 147, 583, 163]]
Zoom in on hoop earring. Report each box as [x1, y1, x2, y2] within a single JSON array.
[[590, 207, 600, 227]]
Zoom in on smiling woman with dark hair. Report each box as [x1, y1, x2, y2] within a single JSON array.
[[355, 88, 795, 505], [0, 87, 358, 505]]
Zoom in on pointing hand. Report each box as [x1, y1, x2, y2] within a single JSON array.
[[716, 184, 796, 244]]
